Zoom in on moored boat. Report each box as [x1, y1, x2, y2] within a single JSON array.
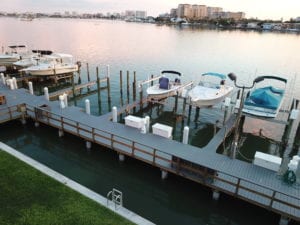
[[20, 53, 78, 76], [242, 76, 287, 118], [146, 70, 184, 99], [188, 72, 233, 107], [0, 45, 31, 66]]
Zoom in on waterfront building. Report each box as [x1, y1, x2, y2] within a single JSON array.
[[135, 11, 147, 19], [207, 7, 223, 18], [192, 5, 207, 19], [170, 8, 177, 18], [177, 4, 193, 18]]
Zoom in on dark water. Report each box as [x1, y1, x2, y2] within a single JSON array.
[[1, 120, 282, 225], [1, 17, 300, 224]]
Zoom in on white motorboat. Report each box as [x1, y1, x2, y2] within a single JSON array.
[[13, 50, 53, 68], [242, 76, 287, 118], [20, 53, 78, 76], [188, 72, 233, 107], [0, 45, 31, 66], [146, 70, 184, 99]]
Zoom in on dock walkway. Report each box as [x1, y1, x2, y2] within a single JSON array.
[[0, 84, 299, 222]]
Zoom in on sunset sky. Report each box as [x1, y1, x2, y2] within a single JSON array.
[[1, 0, 300, 20]]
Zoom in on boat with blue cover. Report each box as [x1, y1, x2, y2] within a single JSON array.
[[188, 72, 233, 107], [242, 75, 287, 118]]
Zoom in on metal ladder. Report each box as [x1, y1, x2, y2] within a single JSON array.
[[107, 188, 123, 210]]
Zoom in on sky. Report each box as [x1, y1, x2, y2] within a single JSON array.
[[1, 0, 300, 20]]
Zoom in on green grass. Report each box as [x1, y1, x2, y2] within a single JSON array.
[[0, 150, 135, 225]]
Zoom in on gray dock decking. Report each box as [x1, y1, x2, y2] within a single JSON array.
[[0, 84, 299, 221]]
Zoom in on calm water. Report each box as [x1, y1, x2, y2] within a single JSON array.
[[1, 17, 300, 224]]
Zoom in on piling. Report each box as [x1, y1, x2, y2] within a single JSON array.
[[59, 95, 65, 109], [112, 106, 118, 123], [86, 141, 92, 150], [126, 71, 130, 104], [150, 74, 154, 86], [44, 87, 49, 101], [119, 71, 123, 106], [9, 79, 14, 90], [28, 82, 33, 95], [107, 68, 111, 109], [212, 190, 220, 201], [174, 92, 179, 113], [72, 73, 77, 106], [139, 84, 143, 110], [85, 99, 91, 115], [119, 153, 125, 162], [145, 116, 150, 133], [63, 93, 68, 107], [182, 126, 189, 144], [12, 77, 18, 89], [58, 129, 64, 137], [161, 170, 168, 180], [133, 71, 137, 102], [86, 63, 90, 91], [0, 73, 5, 84], [96, 67, 101, 113]]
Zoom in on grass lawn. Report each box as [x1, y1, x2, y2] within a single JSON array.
[[0, 150, 135, 225]]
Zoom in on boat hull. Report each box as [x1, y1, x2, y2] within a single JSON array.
[[146, 84, 183, 99], [24, 65, 78, 76], [242, 106, 279, 118], [188, 85, 233, 107]]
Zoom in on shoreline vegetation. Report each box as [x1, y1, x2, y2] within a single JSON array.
[[0, 13, 300, 34], [0, 150, 134, 225]]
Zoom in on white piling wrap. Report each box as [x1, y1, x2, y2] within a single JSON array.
[[145, 116, 150, 133], [0, 73, 5, 84], [182, 126, 189, 144], [59, 95, 65, 109], [85, 99, 90, 115], [9, 79, 14, 90], [106, 65, 110, 78], [28, 82, 34, 95], [44, 87, 49, 101], [112, 106, 117, 122], [235, 99, 241, 109], [63, 93, 68, 107], [12, 77, 18, 89], [224, 97, 231, 107], [140, 119, 146, 134]]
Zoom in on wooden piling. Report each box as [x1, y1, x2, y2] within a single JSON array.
[[107, 72, 111, 111], [139, 85, 143, 111], [120, 71, 123, 107], [174, 92, 179, 113], [96, 67, 101, 113], [126, 71, 130, 104], [86, 63, 90, 92], [151, 74, 154, 86], [72, 73, 77, 106], [133, 71, 137, 113]]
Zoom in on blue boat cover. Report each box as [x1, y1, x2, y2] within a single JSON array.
[[159, 77, 169, 90], [202, 72, 226, 80], [244, 86, 284, 110]]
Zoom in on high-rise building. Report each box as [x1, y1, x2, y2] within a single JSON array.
[[192, 5, 207, 19], [177, 4, 192, 18]]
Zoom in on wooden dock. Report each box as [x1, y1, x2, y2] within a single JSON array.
[[0, 84, 299, 223]]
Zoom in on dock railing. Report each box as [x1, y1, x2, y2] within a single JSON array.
[[23, 103, 300, 220]]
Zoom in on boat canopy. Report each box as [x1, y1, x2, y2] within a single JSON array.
[[32, 50, 53, 55], [202, 72, 226, 80], [245, 86, 284, 110], [8, 45, 26, 48], [256, 75, 287, 84], [161, 70, 181, 76]]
